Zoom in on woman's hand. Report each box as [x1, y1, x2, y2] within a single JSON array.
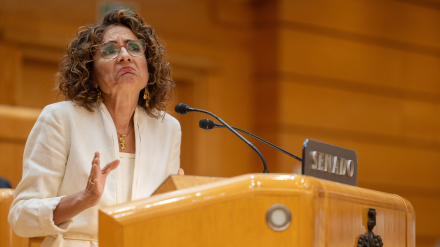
[[83, 152, 120, 207], [53, 152, 119, 225], [178, 168, 184, 175]]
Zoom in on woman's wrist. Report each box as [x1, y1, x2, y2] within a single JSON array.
[[80, 189, 99, 208], [54, 190, 93, 225]]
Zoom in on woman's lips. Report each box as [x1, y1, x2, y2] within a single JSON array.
[[118, 67, 135, 75]]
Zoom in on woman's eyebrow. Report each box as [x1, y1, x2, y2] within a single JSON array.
[[106, 39, 134, 44]]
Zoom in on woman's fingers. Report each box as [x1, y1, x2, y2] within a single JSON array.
[[90, 153, 102, 184], [101, 160, 120, 176], [91, 152, 97, 165], [88, 152, 99, 176], [90, 160, 101, 184], [177, 168, 184, 175], [95, 153, 101, 167], [87, 153, 100, 188]]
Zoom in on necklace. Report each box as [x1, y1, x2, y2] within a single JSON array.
[[117, 126, 132, 150]]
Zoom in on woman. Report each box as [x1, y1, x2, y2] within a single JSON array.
[[8, 9, 183, 247]]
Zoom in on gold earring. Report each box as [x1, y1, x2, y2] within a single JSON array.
[[143, 86, 150, 107], [97, 88, 103, 103]]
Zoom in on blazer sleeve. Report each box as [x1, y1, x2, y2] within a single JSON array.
[[166, 118, 182, 176], [8, 104, 73, 237]]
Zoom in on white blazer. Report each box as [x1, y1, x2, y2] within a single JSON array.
[[8, 101, 181, 247]]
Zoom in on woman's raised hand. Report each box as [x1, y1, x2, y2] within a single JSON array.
[[53, 152, 119, 225], [84, 152, 120, 207]]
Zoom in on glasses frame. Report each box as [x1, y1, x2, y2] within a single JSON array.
[[95, 39, 148, 60]]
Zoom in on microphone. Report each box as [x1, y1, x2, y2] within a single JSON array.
[[200, 119, 302, 162], [199, 118, 216, 130], [175, 103, 193, 115], [175, 103, 269, 173]]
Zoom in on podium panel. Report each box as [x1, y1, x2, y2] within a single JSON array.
[[99, 174, 415, 247]]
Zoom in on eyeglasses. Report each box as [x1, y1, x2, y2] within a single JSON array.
[[96, 39, 147, 59]]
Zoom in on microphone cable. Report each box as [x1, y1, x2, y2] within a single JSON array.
[[199, 119, 302, 162]]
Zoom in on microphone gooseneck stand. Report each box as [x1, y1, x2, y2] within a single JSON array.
[[175, 103, 269, 173]]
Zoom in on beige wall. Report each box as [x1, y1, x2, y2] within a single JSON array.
[[0, 0, 439, 246]]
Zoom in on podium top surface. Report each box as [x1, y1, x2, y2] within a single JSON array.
[[100, 173, 412, 225]]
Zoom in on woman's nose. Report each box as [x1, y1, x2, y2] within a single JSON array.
[[118, 47, 132, 61]]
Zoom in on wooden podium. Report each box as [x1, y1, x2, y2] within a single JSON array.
[[99, 174, 415, 247]]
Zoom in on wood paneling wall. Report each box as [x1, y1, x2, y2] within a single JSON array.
[[0, 0, 439, 246], [253, 0, 440, 246]]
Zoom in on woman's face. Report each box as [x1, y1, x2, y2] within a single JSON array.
[[93, 25, 149, 100]]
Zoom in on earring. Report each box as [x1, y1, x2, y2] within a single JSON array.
[[143, 86, 150, 107], [97, 88, 103, 104]]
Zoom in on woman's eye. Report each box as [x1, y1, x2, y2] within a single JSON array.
[[128, 44, 141, 51], [103, 48, 118, 54]]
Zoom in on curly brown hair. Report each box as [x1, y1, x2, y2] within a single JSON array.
[[56, 9, 174, 118]]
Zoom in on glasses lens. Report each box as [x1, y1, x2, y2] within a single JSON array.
[[127, 40, 146, 56], [100, 42, 119, 59]]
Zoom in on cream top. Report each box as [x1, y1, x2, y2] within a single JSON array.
[[118, 152, 136, 202]]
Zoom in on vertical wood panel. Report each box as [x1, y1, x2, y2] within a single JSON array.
[[20, 59, 59, 108], [253, 0, 283, 172], [0, 43, 22, 105], [168, 78, 198, 175]]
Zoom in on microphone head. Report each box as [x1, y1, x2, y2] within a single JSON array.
[[199, 119, 215, 130], [175, 103, 190, 115]]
